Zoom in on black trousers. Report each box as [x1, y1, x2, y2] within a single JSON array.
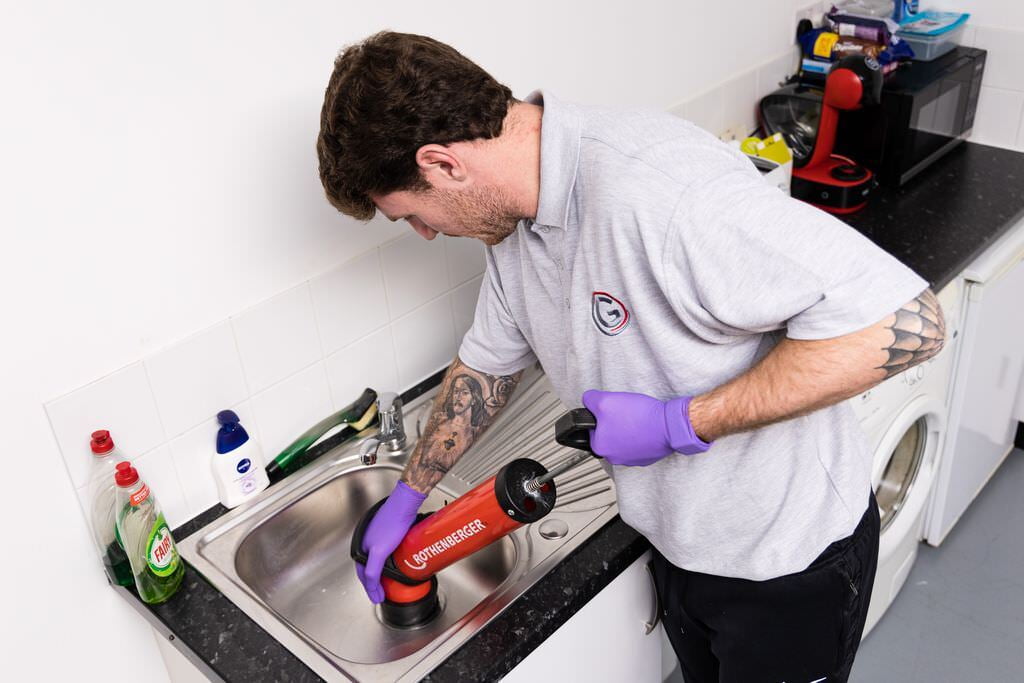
[[651, 495, 880, 683]]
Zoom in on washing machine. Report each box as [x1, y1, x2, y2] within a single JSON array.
[[848, 279, 962, 636]]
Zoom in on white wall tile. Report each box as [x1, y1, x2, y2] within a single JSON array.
[[443, 236, 486, 287], [231, 284, 321, 394], [973, 26, 1024, 92], [1016, 112, 1024, 150], [133, 445, 189, 529], [795, 0, 830, 25], [145, 322, 248, 438], [757, 49, 800, 103], [46, 362, 165, 490], [168, 401, 260, 516], [392, 295, 456, 387], [250, 362, 333, 459], [380, 234, 449, 319], [721, 69, 759, 139], [971, 87, 1024, 150], [666, 100, 690, 121], [74, 483, 91, 529], [310, 249, 389, 355], [451, 275, 483, 343], [325, 326, 400, 410], [686, 87, 724, 137], [961, 25, 978, 48]]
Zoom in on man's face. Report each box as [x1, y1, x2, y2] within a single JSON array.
[[371, 185, 520, 246]]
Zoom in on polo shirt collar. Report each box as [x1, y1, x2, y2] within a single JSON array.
[[526, 90, 581, 231]]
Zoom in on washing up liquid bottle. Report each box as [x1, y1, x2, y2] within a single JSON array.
[[115, 461, 184, 603], [211, 410, 269, 508], [87, 430, 133, 586]]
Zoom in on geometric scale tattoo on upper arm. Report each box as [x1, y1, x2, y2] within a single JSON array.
[[877, 288, 947, 379]]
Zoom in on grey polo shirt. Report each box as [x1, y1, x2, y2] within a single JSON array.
[[458, 91, 927, 580]]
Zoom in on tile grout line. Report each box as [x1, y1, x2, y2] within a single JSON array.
[[303, 278, 339, 410], [137, 360, 190, 512], [42, 401, 94, 527]]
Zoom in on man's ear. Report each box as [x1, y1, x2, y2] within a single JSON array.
[[415, 144, 468, 187]]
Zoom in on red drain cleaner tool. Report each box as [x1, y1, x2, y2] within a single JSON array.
[[350, 408, 598, 627]]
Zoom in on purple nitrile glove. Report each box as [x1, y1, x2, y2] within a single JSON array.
[[356, 480, 427, 604], [581, 390, 712, 466]]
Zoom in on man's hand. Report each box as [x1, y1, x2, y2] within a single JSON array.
[[582, 391, 711, 465], [354, 355, 522, 603], [356, 481, 426, 603]]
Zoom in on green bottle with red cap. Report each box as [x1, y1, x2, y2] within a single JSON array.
[[114, 461, 185, 603]]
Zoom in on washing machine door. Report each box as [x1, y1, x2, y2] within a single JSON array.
[[870, 396, 945, 533], [864, 395, 946, 636]]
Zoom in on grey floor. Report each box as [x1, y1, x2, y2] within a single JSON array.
[[664, 449, 1024, 682], [851, 448, 1024, 681]]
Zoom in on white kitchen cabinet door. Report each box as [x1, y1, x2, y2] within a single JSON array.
[[503, 551, 662, 682], [153, 627, 210, 682], [927, 224, 1024, 544]]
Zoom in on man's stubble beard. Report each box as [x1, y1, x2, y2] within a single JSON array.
[[432, 186, 523, 246]]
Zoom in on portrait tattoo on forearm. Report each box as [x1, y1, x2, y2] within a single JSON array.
[[402, 361, 522, 492], [878, 289, 946, 379]]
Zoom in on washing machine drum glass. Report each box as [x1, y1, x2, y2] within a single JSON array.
[[875, 418, 926, 533]]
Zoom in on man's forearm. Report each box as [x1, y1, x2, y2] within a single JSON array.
[[688, 289, 946, 442], [401, 355, 522, 493]]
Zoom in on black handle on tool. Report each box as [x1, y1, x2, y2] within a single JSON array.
[[554, 408, 598, 453]]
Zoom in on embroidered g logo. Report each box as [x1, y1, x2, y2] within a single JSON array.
[[591, 291, 630, 336]]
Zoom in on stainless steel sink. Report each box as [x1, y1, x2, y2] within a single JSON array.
[[178, 365, 617, 682]]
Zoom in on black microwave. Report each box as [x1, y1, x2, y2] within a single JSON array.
[[835, 46, 986, 187]]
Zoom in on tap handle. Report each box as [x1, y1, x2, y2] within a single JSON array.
[[378, 391, 399, 413], [377, 392, 405, 445]]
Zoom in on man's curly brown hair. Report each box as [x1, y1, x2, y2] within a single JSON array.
[[317, 32, 514, 220]]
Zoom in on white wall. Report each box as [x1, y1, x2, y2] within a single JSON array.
[[0, 2, 799, 678], [946, 1, 1024, 150], [15, 0, 1017, 679], [929, 0, 1024, 30]]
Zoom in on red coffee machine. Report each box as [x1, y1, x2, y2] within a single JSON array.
[[762, 55, 884, 214]]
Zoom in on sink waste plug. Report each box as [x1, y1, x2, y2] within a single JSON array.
[[350, 408, 599, 628]]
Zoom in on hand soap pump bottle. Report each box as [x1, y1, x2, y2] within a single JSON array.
[[212, 410, 269, 508]]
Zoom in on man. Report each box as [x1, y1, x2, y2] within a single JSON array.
[[317, 31, 945, 682]]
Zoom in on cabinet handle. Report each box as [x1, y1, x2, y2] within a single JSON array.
[[644, 560, 661, 635]]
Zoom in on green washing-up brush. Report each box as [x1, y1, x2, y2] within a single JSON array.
[[266, 387, 379, 484]]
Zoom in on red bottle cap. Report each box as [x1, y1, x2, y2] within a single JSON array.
[[115, 461, 139, 487], [91, 430, 114, 454]]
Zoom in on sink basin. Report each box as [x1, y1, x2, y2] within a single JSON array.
[[234, 465, 517, 664], [179, 365, 617, 681]]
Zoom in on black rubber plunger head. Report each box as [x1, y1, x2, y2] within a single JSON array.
[[381, 576, 440, 629], [352, 500, 442, 628]]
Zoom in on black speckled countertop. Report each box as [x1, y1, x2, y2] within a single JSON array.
[[841, 142, 1024, 291], [121, 141, 1024, 682]]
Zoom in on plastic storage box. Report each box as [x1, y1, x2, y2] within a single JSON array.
[[898, 23, 966, 61]]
